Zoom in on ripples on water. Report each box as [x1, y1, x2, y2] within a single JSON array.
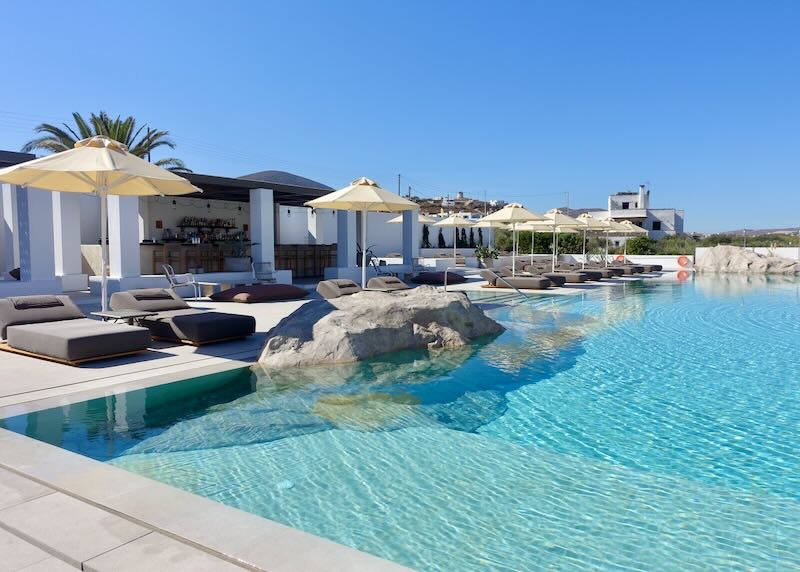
[[4, 275, 800, 571]]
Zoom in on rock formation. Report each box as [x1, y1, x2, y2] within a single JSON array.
[[258, 286, 504, 367], [694, 245, 799, 274]]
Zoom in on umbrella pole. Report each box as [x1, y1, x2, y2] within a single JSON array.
[[582, 229, 586, 269], [453, 227, 457, 261], [361, 209, 367, 288], [605, 232, 609, 267], [551, 224, 556, 272], [530, 230, 535, 268], [511, 223, 516, 277], [99, 187, 108, 312]]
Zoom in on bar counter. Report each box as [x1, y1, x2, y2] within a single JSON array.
[[140, 242, 251, 274]]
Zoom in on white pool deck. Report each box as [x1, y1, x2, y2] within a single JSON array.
[[0, 272, 676, 571]]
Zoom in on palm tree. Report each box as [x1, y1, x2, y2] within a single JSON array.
[[22, 111, 190, 171]]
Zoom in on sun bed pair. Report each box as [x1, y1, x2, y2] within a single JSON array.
[[0, 295, 151, 365], [316, 276, 411, 299], [480, 270, 552, 290], [110, 289, 255, 345]]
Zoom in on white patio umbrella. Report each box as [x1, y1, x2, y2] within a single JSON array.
[[574, 213, 609, 269], [618, 219, 649, 260], [602, 219, 630, 266], [386, 213, 436, 224], [0, 136, 202, 310], [542, 209, 582, 272], [433, 214, 474, 261], [479, 203, 544, 276], [305, 177, 417, 287]]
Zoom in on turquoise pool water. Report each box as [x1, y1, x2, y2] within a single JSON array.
[[3, 274, 799, 571]]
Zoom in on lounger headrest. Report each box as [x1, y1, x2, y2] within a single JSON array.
[[10, 295, 64, 310], [131, 289, 175, 301]]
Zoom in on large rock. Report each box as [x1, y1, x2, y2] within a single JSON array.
[[695, 245, 799, 274], [259, 285, 504, 367]]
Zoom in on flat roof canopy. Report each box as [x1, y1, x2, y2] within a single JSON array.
[[182, 172, 331, 206]]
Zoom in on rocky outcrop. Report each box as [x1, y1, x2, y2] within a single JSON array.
[[695, 245, 799, 274], [258, 285, 504, 367]]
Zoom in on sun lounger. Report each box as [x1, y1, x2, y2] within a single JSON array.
[[522, 265, 588, 283], [367, 276, 410, 292], [110, 288, 255, 345], [411, 272, 467, 285], [480, 271, 551, 290], [316, 279, 362, 299], [0, 295, 151, 365]]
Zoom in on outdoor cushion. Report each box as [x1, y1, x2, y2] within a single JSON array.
[[210, 284, 309, 303], [110, 288, 190, 312], [9, 268, 20, 280], [367, 276, 410, 292], [316, 279, 362, 299], [138, 309, 255, 344], [0, 295, 85, 339], [491, 276, 551, 290], [411, 272, 466, 285], [6, 318, 150, 363]]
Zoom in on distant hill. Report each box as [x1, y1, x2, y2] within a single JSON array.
[[720, 227, 800, 236]]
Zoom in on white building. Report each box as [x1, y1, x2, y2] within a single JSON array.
[[607, 184, 684, 239]]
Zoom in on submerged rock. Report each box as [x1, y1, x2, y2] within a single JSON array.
[[695, 245, 799, 274], [258, 286, 504, 367]]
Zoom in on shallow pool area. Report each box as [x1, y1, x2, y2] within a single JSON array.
[[3, 274, 799, 571]]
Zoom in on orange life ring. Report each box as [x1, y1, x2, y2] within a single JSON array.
[[677, 256, 690, 267], [615, 255, 625, 262], [676, 270, 690, 281]]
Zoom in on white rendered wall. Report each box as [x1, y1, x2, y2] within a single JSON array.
[[277, 205, 310, 244]]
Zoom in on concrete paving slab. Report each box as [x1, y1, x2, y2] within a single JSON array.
[[0, 467, 53, 511], [83, 532, 247, 572], [0, 527, 53, 572], [0, 492, 148, 568], [16, 557, 77, 571]]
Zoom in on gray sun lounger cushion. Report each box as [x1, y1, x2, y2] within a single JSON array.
[[135, 309, 255, 344], [110, 289, 255, 344], [411, 272, 467, 285], [6, 318, 150, 363], [0, 295, 85, 339], [491, 276, 551, 290], [367, 276, 410, 292], [316, 279, 362, 299]]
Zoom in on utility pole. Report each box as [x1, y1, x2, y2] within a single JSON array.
[[408, 185, 412, 198], [483, 190, 487, 215], [397, 174, 401, 195]]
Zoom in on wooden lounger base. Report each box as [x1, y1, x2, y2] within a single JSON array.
[[0, 342, 148, 367], [152, 335, 250, 347]]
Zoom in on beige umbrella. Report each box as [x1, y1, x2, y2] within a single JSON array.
[[0, 136, 201, 310], [479, 203, 544, 275], [473, 219, 507, 249], [305, 177, 417, 287], [386, 213, 436, 224], [433, 214, 474, 261], [541, 209, 582, 272], [618, 219, 648, 261], [575, 213, 609, 269]]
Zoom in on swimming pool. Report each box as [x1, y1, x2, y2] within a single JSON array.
[[3, 274, 799, 571]]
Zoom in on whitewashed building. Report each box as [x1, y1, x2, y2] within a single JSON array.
[[607, 184, 684, 239]]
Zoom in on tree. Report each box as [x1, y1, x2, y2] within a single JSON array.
[[468, 227, 476, 248], [459, 228, 467, 247], [478, 227, 484, 245], [626, 236, 656, 255], [22, 111, 189, 171], [421, 225, 431, 248], [437, 228, 446, 248]]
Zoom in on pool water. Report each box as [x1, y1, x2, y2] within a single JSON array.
[[3, 275, 799, 571]]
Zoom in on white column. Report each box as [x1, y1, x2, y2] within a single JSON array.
[[250, 188, 276, 271], [336, 210, 356, 267], [402, 209, 416, 265], [17, 187, 56, 282], [108, 195, 141, 278], [52, 192, 87, 290], [1, 184, 19, 273]]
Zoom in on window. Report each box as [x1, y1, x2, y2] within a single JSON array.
[[621, 202, 629, 210], [652, 221, 662, 231]]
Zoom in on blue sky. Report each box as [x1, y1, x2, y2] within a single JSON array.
[[1, 0, 798, 232]]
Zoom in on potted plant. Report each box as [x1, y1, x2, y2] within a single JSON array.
[[224, 232, 252, 272], [474, 245, 499, 268]]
